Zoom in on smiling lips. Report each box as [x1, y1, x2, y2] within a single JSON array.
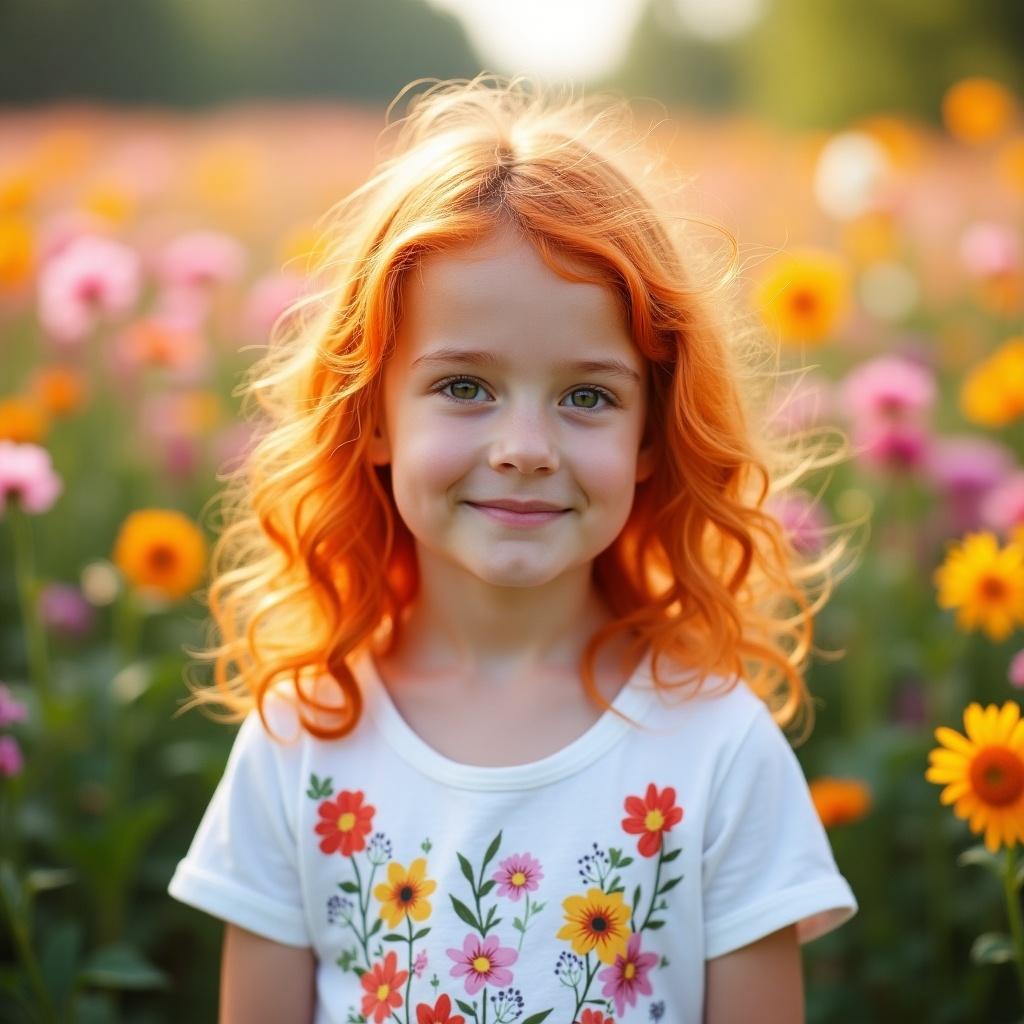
[[468, 499, 568, 512], [466, 502, 569, 527]]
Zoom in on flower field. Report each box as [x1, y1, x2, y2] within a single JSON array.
[[3, 78, 1024, 1021]]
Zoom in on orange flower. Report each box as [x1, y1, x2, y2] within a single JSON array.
[[959, 338, 1024, 427], [753, 247, 851, 345], [30, 365, 88, 417], [809, 777, 872, 828], [0, 216, 33, 290], [0, 396, 49, 444], [942, 77, 1017, 146], [111, 509, 207, 602], [360, 950, 408, 1023], [557, 888, 631, 965]]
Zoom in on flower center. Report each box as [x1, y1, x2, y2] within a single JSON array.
[[790, 289, 818, 316], [399, 885, 414, 903], [511, 871, 526, 886], [590, 914, 607, 932], [376, 983, 390, 1000], [147, 543, 177, 572], [337, 811, 355, 832], [472, 955, 491, 973], [970, 745, 1024, 806], [979, 574, 1009, 601], [644, 809, 665, 831], [624, 961, 637, 979]]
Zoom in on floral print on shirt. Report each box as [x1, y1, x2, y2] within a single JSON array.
[[307, 773, 685, 1023]]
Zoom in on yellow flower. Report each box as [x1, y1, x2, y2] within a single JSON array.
[[960, 337, 1024, 427], [942, 77, 1017, 146], [926, 702, 1024, 853], [0, 216, 33, 291], [809, 778, 872, 828], [934, 532, 1024, 642], [81, 181, 136, 226], [373, 858, 436, 928], [112, 509, 207, 602], [556, 887, 631, 965], [753, 247, 851, 345]]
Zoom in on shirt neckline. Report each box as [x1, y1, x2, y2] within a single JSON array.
[[351, 643, 660, 791]]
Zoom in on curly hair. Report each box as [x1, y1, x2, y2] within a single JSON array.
[[181, 74, 864, 747]]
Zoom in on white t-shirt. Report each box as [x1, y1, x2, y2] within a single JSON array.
[[168, 644, 857, 1023]]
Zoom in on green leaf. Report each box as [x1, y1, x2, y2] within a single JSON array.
[[40, 919, 82, 1013], [449, 895, 480, 931], [25, 868, 75, 896], [368, 918, 383, 936], [631, 884, 641, 913], [478, 879, 496, 897], [957, 844, 1002, 874], [72, 991, 119, 1024], [658, 875, 684, 894], [411, 927, 431, 941], [78, 944, 169, 991], [512, 917, 524, 932], [0, 860, 26, 922], [522, 1012, 553, 1024], [531, 900, 545, 913], [661, 847, 681, 863], [381, 934, 406, 943], [608, 847, 621, 866], [456, 998, 478, 1019], [482, 831, 503, 870], [646, 919, 665, 930], [970, 932, 1015, 965], [617, 856, 634, 868], [607, 874, 621, 892], [338, 880, 359, 893], [457, 853, 476, 888]]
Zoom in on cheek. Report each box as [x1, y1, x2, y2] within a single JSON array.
[[390, 419, 474, 494]]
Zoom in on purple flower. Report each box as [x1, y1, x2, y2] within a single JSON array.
[[446, 932, 517, 995], [0, 685, 27, 727], [926, 436, 1017, 534], [0, 735, 23, 777], [0, 442, 63, 516], [413, 949, 428, 978], [1009, 650, 1024, 690], [492, 852, 543, 901], [38, 582, 95, 639]]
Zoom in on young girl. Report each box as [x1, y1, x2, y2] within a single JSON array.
[[168, 75, 859, 1024]]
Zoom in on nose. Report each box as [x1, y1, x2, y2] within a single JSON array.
[[486, 403, 560, 474]]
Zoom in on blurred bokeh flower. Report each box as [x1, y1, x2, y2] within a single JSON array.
[[0, 735, 23, 778], [0, 395, 50, 444], [851, 419, 931, 475], [0, 440, 62, 515], [981, 471, 1024, 540], [753, 247, 851, 344], [934, 532, 1024, 642], [37, 582, 96, 640], [813, 130, 890, 220], [960, 338, 1024, 427], [242, 270, 306, 342], [112, 316, 210, 381], [1009, 650, 1024, 690], [959, 221, 1021, 280], [928, 435, 1016, 535], [942, 77, 1017, 146], [765, 370, 835, 434], [0, 684, 27, 727], [154, 229, 246, 291], [29, 364, 88, 417], [809, 778, 872, 828], [112, 508, 207, 602], [766, 489, 830, 555], [840, 353, 936, 423], [37, 233, 142, 344], [0, 215, 34, 291], [926, 701, 1024, 853]]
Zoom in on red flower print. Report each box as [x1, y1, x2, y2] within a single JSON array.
[[597, 931, 658, 1016], [622, 782, 683, 857], [360, 950, 408, 1023], [576, 1010, 616, 1024], [416, 993, 466, 1024], [315, 789, 375, 855]]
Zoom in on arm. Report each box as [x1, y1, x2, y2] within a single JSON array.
[[220, 923, 317, 1024], [704, 924, 804, 1024]]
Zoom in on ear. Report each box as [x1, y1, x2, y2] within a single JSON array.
[[367, 411, 391, 467], [635, 419, 656, 484]]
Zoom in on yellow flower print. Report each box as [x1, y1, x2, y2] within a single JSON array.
[[373, 857, 437, 928], [556, 887, 631, 964]]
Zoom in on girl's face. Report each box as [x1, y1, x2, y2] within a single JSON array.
[[369, 226, 655, 591]]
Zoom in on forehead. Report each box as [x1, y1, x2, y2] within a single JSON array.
[[394, 229, 637, 365]]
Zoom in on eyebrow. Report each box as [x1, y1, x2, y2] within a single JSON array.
[[409, 347, 643, 386]]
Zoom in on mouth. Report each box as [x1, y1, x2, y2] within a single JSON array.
[[464, 502, 570, 524]]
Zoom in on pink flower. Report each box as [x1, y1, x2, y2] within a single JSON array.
[[926, 436, 1016, 534], [492, 852, 543, 901], [37, 234, 141, 344], [413, 949, 428, 978], [155, 230, 247, 290], [839, 354, 936, 423], [446, 933, 517, 995], [852, 420, 931, 474], [765, 490, 830, 555], [0, 685, 27, 727], [242, 271, 306, 342], [38, 583, 96, 639], [0, 442, 63, 515], [959, 221, 1021, 279], [597, 932, 658, 1016], [1009, 650, 1024, 689], [0, 735, 23, 777], [765, 370, 834, 434], [980, 471, 1024, 538]]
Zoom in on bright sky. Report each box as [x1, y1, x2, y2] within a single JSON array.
[[424, 0, 767, 81]]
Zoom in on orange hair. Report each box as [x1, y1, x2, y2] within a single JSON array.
[[182, 75, 864, 746]]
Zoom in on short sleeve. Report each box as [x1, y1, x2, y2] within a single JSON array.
[[702, 702, 858, 960], [167, 703, 311, 948]]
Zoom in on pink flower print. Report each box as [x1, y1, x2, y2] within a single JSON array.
[[0, 442, 63, 516], [492, 852, 543, 901], [446, 933, 517, 995], [37, 234, 141, 344], [413, 948, 428, 978], [0, 735, 24, 777], [597, 932, 658, 1016]]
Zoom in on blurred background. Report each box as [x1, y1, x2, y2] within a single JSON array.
[[2, 1, 1024, 1022]]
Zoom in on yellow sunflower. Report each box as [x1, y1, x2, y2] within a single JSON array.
[[934, 532, 1024, 642], [373, 857, 436, 928], [960, 338, 1024, 427], [926, 702, 1024, 853], [111, 509, 207, 602], [753, 247, 851, 345], [556, 887, 631, 965]]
